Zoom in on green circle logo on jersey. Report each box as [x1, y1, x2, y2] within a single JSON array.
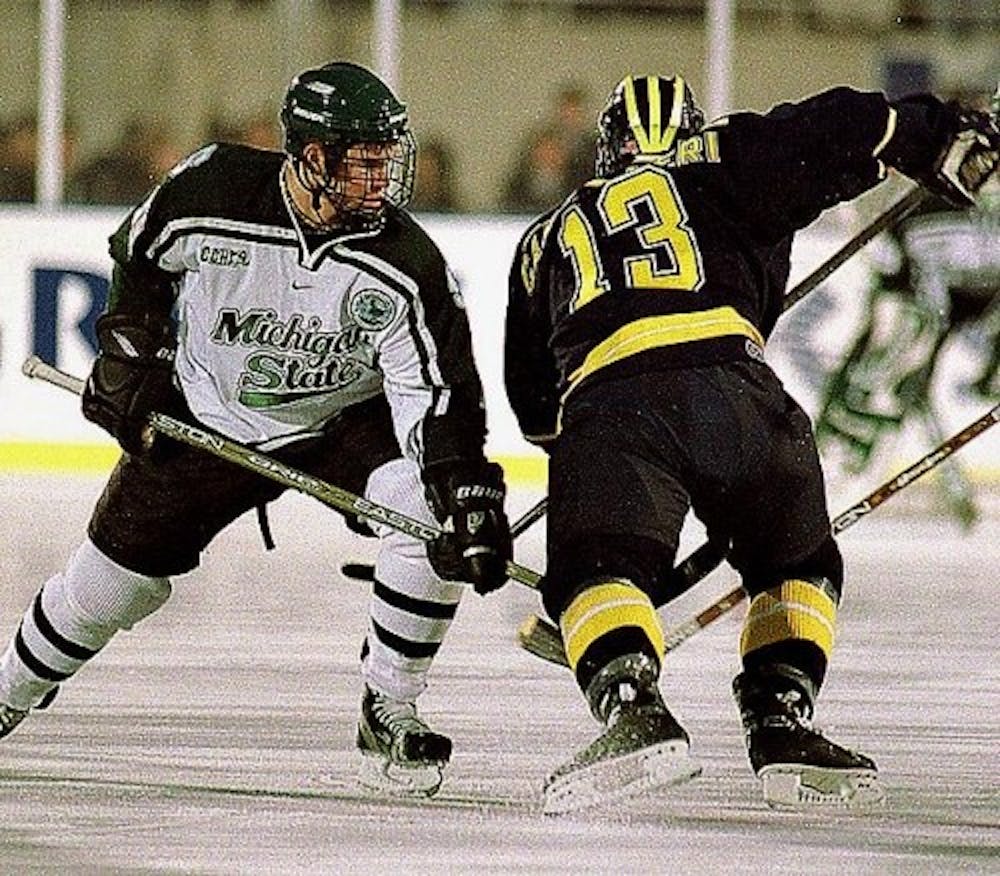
[[350, 289, 397, 331]]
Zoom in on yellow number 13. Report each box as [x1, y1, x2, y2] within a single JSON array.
[[558, 167, 704, 311]]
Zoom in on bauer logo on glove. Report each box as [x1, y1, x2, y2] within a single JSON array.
[[423, 460, 514, 594], [456, 484, 505, 503]]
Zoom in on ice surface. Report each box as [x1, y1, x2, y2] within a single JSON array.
[[0, 475, 996, 874]]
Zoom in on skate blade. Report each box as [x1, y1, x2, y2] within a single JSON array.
[[542, 739, 701, 816], [759, 764, 886, 811], [357, 751, 444, 798]]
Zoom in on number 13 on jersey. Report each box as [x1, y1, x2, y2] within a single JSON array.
[[558, 167, 705, 311]]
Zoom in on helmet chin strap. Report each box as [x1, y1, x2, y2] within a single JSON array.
[[286, 157, 340, 231], [285, 148, 388, 234]]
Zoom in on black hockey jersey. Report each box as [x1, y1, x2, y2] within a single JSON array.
[[107, 142, 487, 469], [505, 86, 955, 444]]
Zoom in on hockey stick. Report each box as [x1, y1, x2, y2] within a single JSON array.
[[782, 185, 929, 310], [341, 492, 551, 582], [518, 401, 1000, 668], [511, 494, 549, 537], [20, 355, 543, 590]]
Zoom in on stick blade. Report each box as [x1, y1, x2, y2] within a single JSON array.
[[517, 615, 568, 668]]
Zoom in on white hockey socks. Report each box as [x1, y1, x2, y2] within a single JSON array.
[[359, 458, 464, 704], [0, 538, 171, 710]]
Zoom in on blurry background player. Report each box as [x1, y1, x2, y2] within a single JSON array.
[[815, 106, 999, 527], [0, 62, 512, 798], [505, 73, 998, 814]]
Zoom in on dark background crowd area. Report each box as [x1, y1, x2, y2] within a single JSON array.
[[0, 108, 280, 209], [0, 81, 598, 214]]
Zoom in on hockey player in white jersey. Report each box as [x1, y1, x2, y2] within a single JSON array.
[[0, 61, 512, 797]]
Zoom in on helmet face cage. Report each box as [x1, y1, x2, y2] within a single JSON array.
[[595, 75, 705, 178], [281, 62, 416, 229], [317, 131, 416, 230]]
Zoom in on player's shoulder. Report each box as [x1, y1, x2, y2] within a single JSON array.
[[153, 142, 286, 222], [509, 205, 562, 298], [516, 204, 561, 253]]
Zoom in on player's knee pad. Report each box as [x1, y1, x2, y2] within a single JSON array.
[[365, 458, 437, 564], [57, 538, 172, 637], [365, 458, 464, 601], [366, 458, 434, 570], [738, 535, 842, 691], [365, 458, 434, 531], [560, 579, 664, 693], [774, 535, 844, 598]]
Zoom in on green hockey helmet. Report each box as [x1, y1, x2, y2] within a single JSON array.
[[281, 61, 410, 155], [280, 62, 415, 229], [595, 74, 705, 178]]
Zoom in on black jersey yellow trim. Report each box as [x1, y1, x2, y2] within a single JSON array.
[[566, 305, 765, 392]]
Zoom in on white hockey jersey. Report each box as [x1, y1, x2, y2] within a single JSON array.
[[108, 142, 487, 467]]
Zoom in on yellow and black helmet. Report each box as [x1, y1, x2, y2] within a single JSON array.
[[595, 74, 705, 178]]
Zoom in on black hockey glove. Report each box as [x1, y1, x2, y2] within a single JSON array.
[[424, 460, 513, 594], [82, 312, 180, 457], [919, 102, 999, 208]]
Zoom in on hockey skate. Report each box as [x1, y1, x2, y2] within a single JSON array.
[[356, 685, 452, 797], [543, 654, 701, 816], [0, 703, 29, 740], [0, 687, 58, 741], [734, 665, 885, 811]]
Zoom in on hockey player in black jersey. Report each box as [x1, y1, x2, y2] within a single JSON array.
[[0, 62, 512, 797], [505, 73, 998, 813]]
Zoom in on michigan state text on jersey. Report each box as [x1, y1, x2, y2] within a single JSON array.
[[0, 61, 512, 802]]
